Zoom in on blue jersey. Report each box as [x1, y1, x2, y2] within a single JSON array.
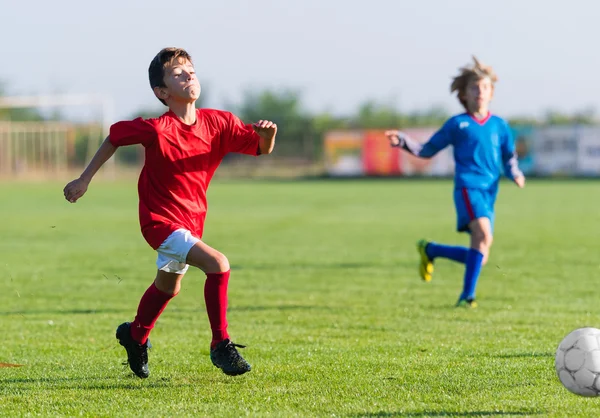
[[399, 113, 522, 189]]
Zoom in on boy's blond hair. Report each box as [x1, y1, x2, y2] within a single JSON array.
[[450, 56, 497, 110]]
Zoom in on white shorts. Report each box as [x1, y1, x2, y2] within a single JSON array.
[[156, 229, 200, 275]]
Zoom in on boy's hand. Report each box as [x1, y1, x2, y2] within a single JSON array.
[[63, 177, 90, 203], [514, 175, 526, 188], [385, 130, 403, 147], [253, 120, 277, 140]]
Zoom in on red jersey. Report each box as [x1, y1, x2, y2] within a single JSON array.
[[109, 108, 260, 249]]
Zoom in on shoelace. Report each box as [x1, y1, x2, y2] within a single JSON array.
[[223, 341, 247, 359], [227, 342, 247, 349]]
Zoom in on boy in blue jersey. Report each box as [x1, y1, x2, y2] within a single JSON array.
[[385, 57, 525, 308]]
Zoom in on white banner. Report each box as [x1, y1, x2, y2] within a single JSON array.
[[532, 127, 578, 175], [576, 127, 600, 175]]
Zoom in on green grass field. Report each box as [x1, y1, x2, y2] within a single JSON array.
[[1, 178, 599, 417]]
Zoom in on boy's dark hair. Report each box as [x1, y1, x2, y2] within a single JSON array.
[[148, 48, 193, 106]]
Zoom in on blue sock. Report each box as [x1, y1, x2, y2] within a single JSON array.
[[461, 249, 484, 300], [426, 242, 469, 264]]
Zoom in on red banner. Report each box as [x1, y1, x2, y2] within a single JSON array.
[[323, 129, 454, 177], [362, 130, 401, 175]]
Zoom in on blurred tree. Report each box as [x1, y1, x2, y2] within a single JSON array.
[[312, 112, 349, 135], [121, 86, 600, 163], [404, 106, 449, 128], [507, 116, 541, 127], [509, 108, 598, 127], [0, 82, 46, 121], [233, 89, 317, 159], [351, 101, 405, 129], [544, 108, 597, 125], [349, 100, 449, 129]]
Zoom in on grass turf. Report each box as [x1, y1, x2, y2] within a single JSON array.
[[0, 178, 599, 417]]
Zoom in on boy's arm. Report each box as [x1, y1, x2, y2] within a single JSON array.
[[222, 113, 276, 156], [501, 126, 525, 188], [385, 124, 453, 159], [63, 137, 116, 203], [253, 120, 277, 155], [79, 137, 117, 183], [63, 117, 156, 203]]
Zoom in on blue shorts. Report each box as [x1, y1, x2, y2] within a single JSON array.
[[453, 187, 498, 233]]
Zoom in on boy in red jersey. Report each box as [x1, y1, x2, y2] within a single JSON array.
[[63, 48, 277, 378]]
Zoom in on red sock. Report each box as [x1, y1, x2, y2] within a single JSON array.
[[130, 282, 177, 344], [204, 270, 230, 348]]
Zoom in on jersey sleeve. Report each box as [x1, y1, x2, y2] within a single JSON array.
[[500, 122, 523, 180], [222, 112, 261, 156], [420, 119, 454, 157], [397, 119, 454, 158], [109, 118, 157, 148]]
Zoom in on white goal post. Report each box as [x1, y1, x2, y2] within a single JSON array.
[[0, 94, 116, 176]]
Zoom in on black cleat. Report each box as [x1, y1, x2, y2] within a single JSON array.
[[116, 322, 151, 379], [210, 339, 251, 376]]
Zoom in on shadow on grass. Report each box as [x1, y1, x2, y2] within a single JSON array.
[[0, 375, 188, 391], [0, 309, 129, 316], [493, 352, 553, 359], [231, 261, 384, 271], [0, 305, 336, 316], [229, 304, 332, 312], [351, 410, 544, 417]]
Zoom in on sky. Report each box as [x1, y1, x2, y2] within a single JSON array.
[[1, 0, 599, 122]]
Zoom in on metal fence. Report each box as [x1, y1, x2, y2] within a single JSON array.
[[0, 122, 74, 176]]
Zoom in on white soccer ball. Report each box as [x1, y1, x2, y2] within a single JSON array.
[[555, 327, 600, 396]]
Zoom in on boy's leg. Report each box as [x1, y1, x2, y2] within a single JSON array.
[[424, 242, 469, 264], [186, 240, 251, 376], [454, 188, 495, 307], [116, 229, 195, 379], [458, 217, 493, 306], [417, 240, 469, 282], [131, 271, 183, 344], [186, 240, 231, 347], [116, 270, 183, 379], [418, 188, 476, 282]]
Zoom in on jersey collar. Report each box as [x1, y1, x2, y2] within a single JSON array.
[[467, 112, 492, 125]]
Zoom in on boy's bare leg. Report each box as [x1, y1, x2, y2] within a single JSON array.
[[155, 270, 185, 294], [469, 217, 493, 266], [186, 240, 251, 376]]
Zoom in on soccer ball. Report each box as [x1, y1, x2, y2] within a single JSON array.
[[555, 327, 600, 396]]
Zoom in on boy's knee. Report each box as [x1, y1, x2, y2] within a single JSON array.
[[479, 238, 492, 265], [481, 234, 493, 249], [209, 252, 230, 273], [471, 229, 493, 260], [481, 251, 490, 266], [186, 243, 230, 273]]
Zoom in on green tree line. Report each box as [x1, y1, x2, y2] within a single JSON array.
[[1, 85, 597, 164]]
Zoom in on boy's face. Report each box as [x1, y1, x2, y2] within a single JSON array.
[[155, 58, 201, 104], [463, 77, 494, 113]]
